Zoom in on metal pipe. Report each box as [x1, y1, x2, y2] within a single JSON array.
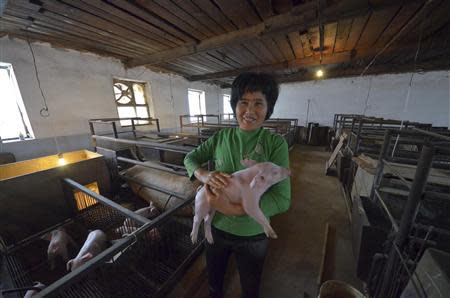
[[381, 159, 412, 189], [370, 130, 392, 201], [117, 157, 187, 176], [378, 145, 434, 298], [91, 135, 191, 154], [413, 127, 450, 142]]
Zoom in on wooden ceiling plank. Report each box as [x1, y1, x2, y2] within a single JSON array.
[[334, 18, 353, 53], [403, 0, 450, 45], [308, 26, 319, 52], [373, 2, 422, 48], [177, 55, 222, 73], [272, 0, 293, 14], [188, 42, 448, 81], [344, 14, 370, 51], [25, 26, 136, 58], [300, 32, 313, 57], [214, 0, 262, 27], [219, 46, 252, 67], [191, 0, 237, 32], [252, 0, 275, 20], [323, 22, 337, 54], [394, 0, 443, 44], [134, 0, 207, 40], [0, 13, 32, 27], [38, 9, 156, 55], [127, 0, 426, 67], [245, 39, 278, 64], [170, 0, 227, 35], [207, 49, 243, 68], [157, 62, 196, 76], [59, 0, 170, 51], [196, 52, 234, 70], [356, 6, 399, 49], [288, 31, 305, 59], [260, 38, 285, 62], [30, 16, 146, 56], [235, 43, 266, 65], [273, 35, 296, 61], [39, 0, 162, 53], [153, 0, 216, 38], [225, 44, 261, 66], [107, 0, 195, 43], [8, 30, 128, 60], [78, 0, 180, 47]]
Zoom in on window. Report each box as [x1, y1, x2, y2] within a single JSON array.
[[188, 89, 206, 122], [222, 94, 234, 119], [113, 79, 150, 126], [0, 62, 34, 141]]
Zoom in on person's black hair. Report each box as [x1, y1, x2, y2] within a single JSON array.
[[230, 72, 279, 120]]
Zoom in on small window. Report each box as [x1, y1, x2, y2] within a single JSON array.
[[0, 62, 34, 141], [113, 79, 150, 126], [188, 89, 206, 122], [222, 94, 233, 119]]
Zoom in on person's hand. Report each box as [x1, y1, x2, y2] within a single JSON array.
[[194, 168, 231, 189], [205, 184, 245, 216]]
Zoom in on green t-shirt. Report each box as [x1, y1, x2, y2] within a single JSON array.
[[184, 127, 291, 236]]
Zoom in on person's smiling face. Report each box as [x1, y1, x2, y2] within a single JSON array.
[[236, 91, 268, 131]]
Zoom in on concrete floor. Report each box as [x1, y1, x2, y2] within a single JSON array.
[[169, 145, 362, 298]]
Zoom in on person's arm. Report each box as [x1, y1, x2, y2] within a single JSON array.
[[260, 137, 291, 217]]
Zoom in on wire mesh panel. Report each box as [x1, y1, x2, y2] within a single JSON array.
[[0, 179, 148, 298]]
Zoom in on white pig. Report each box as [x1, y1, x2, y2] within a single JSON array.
[[115, 202, 160, 236], [41, 228, 77, 270], [191, 160, 291, 244], [66, 230, 107, 271], [23, 281, 45, 298]]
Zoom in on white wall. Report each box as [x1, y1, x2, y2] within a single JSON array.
[[272, 71, 450, 128], [0, 36, 222, 159]]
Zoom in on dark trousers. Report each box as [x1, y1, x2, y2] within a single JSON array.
[[205, 226, 269, 298]]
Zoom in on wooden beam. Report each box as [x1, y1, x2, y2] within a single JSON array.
[[187, 40, 450, 82], [277, 56, 450, 84], [127, 1, 414, 68]]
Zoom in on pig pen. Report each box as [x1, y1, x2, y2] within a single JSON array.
[[1, 178, 204, 298]]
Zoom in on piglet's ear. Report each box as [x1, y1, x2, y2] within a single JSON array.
[[241, 159, 257, 168]]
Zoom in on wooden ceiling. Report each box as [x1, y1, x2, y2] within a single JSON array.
[[1, 0, 450, 87]]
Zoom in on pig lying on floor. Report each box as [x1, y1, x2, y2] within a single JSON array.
[[191, 160, 290, 244]]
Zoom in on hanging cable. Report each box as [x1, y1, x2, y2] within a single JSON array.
[[26, 34, 50, 117], [359, 0, 433, 115], [362, 77, 373, 115], [391, 4, 427, 157]]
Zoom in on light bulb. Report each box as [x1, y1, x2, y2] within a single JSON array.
[[316, 69, 324, 78], [58, 153, 66, 166]]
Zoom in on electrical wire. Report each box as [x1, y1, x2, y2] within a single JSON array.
[[391, 4, 427, 157], [26, 34, 50, 118], [359, 0, 433, 116]]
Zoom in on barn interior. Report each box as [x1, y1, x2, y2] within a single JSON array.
[[1, 0, 450, 297]]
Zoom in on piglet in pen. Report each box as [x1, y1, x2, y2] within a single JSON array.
[[66, 229, 107, 271], [114, 202, 160, 237], [191, 160, 291, 244], [41, 228, 77, 270]]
